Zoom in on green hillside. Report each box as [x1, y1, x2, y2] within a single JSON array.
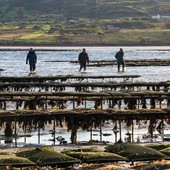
[[0, 0, 170, 19], [0, 0, 169, 45]]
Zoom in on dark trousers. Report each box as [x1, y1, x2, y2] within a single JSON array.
[[30, 64, 36, 71], [118, 61, 124, 71], [79, 62, 86, 71]]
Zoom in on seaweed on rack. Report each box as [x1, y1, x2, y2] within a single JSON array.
[[64, 111, 109, 132]]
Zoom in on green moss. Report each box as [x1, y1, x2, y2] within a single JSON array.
[[0, 152, 12, 155], [0, 24, 19, 29], [105, 142, 122, 153], [165, 82, 170, 85], [62, 146, 102, 154], [105, 142, 169, 161], [0, 155, 35, 166], [146, 144, 170, 151], [160, 147, 170, 157], [16, 146, 80, 166], [65, 151, 128, 163]]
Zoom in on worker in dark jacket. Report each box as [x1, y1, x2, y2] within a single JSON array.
[[26, 48, 37, 73], [115, 48, 125, 72], [78, 48, 89, 71]]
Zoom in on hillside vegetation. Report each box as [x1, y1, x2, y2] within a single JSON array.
[[0, 0, 170, 19], [0, 0, 170, 46]]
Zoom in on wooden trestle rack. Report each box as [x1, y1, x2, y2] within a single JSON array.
[[0, 74, 170, 146]]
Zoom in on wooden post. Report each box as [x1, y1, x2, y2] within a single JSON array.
[[101, 97, 103, 110], [73, 98, 75, 109], [24, 124, 27, 144], [71, 127, 77, 144], [16, 102, 19, 110], [85, 97, 87, 109], [162, 119, 164, 142], [132, 120, 134, 143], [115, 132, 117, 143], [45, 96, 48, 110], [109, 100, 111, 108], [159, 98, 162, 109], [149, 119, 153, 142], [4, 101, 6, 110], [113, 122, 118, 143], [38, 124, 40, 144], [119, 119, 122, 142], [53, 119, 56, 146], [100, 124, 102, 142], [90, 127, 93, 141], [70, 116, 77, 144], [14, 118, 17, 147]]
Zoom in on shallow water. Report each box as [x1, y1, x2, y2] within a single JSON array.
[[0, 46, 170, 82], [0, 46, 170, 146]]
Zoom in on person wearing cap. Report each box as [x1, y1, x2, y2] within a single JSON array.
[[26, 48, 37, 74], [115, 48, 125, 72], [78, 48, 89, 72]]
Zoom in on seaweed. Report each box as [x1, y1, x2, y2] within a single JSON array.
[[146, 144, 170, 151], [0, 155, 35, 167], [105, 142, 169, 162], [64, 151, 128, 163], [16, 146, 81, 167]]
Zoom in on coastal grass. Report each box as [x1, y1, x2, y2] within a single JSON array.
[[52, 28, 170, 45], [0, 18, 170, 45], [15, 31, 59, 43], [0, 24, 19, 30], [26, 24, 51, 32], [102, 29, 170, 44]]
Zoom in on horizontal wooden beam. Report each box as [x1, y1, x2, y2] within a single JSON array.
[[0, 109, 168, 118], [0, 75, 141, 83], [0, 90, 169, 97], [0, 81, 169, 89]]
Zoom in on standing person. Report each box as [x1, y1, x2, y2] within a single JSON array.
[[26, 48, 37, 74], [78, 48, 89, 72], [115, 48, 125, 72]]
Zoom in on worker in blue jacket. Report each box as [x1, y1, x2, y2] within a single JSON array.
[[26, 48, 37, 73], [78, 48, 89, 72], [115, 48, 125, 72]]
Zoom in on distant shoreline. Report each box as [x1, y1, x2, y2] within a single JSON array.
[[0, 45, 170, 51]]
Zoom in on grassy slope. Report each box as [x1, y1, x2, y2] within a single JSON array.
[[0, 0, 169, 45]]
